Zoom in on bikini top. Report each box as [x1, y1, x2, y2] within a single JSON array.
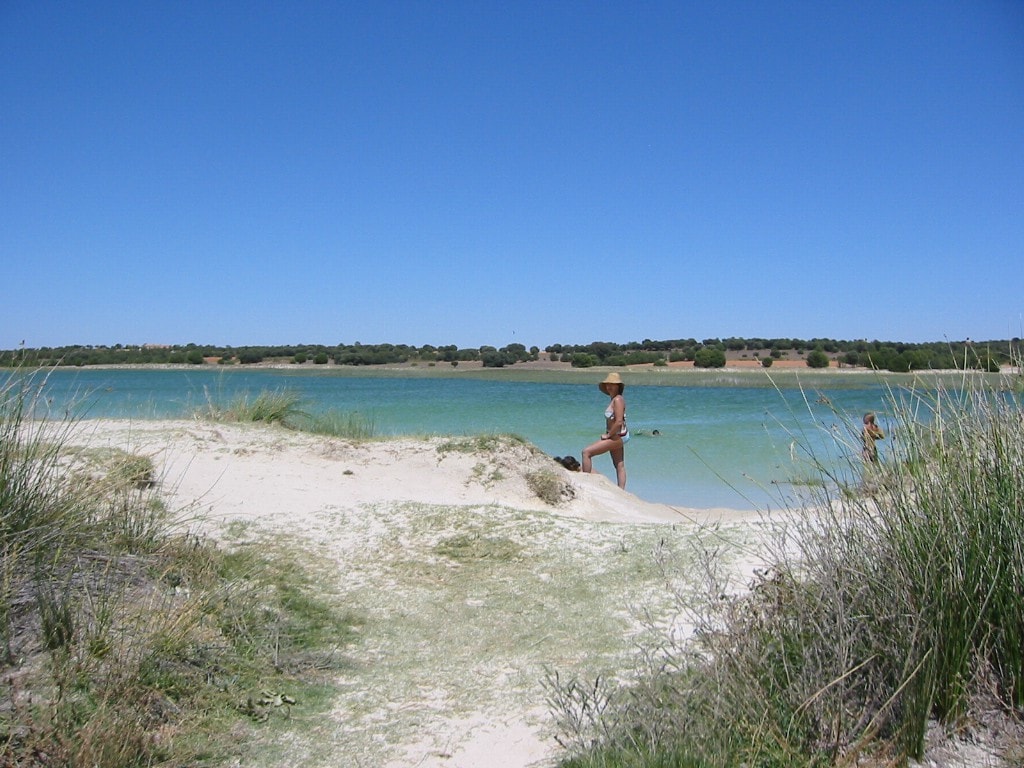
[[604, 403, 628, 433]]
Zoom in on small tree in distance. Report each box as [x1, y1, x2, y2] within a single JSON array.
[[806, 349, 830, 368], [693, 348, 726, 368]]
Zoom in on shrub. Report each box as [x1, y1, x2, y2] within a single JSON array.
[[692, 348, 726, 368], [805, 349, 830, 368], [760, 356, 773, 368], [482, 351, 509, 368]]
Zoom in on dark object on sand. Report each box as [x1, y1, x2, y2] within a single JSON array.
[[553, 455, 581, 471]]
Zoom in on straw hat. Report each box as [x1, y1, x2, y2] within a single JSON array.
[[598, 372, 625, 394]]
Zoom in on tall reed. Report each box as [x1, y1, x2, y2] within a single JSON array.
[[1, 372, 79, 660], [548, 363, 1024, 767]]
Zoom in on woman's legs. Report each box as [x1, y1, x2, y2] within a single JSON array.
[[581, 437, 613, 473], [581, 438, 626, 489], [610, 443, 626, 489]]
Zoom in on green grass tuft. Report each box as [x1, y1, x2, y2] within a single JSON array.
[[288, 408, 377, 440], [199, 388, 305, 424], [197, 387, 378, 439]]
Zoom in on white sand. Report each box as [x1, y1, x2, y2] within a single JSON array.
[[68, 419, 757, 529], [66, 419, 767, 768]]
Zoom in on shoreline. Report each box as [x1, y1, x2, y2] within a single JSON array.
[[7, 361, 1004, 389]]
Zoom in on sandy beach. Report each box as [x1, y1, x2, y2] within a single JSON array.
[[65, 419, 769, 768]]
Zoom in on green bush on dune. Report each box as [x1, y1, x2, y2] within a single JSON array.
[[548, 362, 1024, 767], [196, 387, 377, 439]]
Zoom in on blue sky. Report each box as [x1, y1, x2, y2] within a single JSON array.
[[2, 1, 1022, 350]]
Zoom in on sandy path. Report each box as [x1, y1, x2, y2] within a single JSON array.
[[66, 420, 769, 768]]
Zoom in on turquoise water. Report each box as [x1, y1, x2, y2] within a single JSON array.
[[18, 368, 893, 510]]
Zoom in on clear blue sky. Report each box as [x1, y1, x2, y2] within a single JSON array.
[[2, 1, 1022, 350]]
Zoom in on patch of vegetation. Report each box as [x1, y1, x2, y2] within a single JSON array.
[[0, 372, 358, 767], [469, 461, 505, 487], [198, 388, 304, 424], [548, 359, 1024, 766], [526, 467, 575, 505], [692, 348, 726, 368], [805, 348, 830, 368], [557, 745, 710, 768], [197, 388, 377, 440], [435, 433, 527, 456], [288, 409, 377, 440], [433, 533, 523, 562]]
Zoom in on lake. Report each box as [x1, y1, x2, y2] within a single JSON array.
[[15, 366, 896, 510]]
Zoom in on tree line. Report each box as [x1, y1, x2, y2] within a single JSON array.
[[0, 342, 539, 369], [0, 337, 1014, 373], [546, 337, 1011, 372]]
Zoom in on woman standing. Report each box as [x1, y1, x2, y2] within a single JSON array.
[[581, 372, 629, 489], [861, 412, 885, 463]]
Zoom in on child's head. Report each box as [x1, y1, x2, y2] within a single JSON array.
[[863, 412, 876, 425]]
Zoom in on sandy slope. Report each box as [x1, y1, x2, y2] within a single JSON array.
[[67, 419, 755, 528]]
